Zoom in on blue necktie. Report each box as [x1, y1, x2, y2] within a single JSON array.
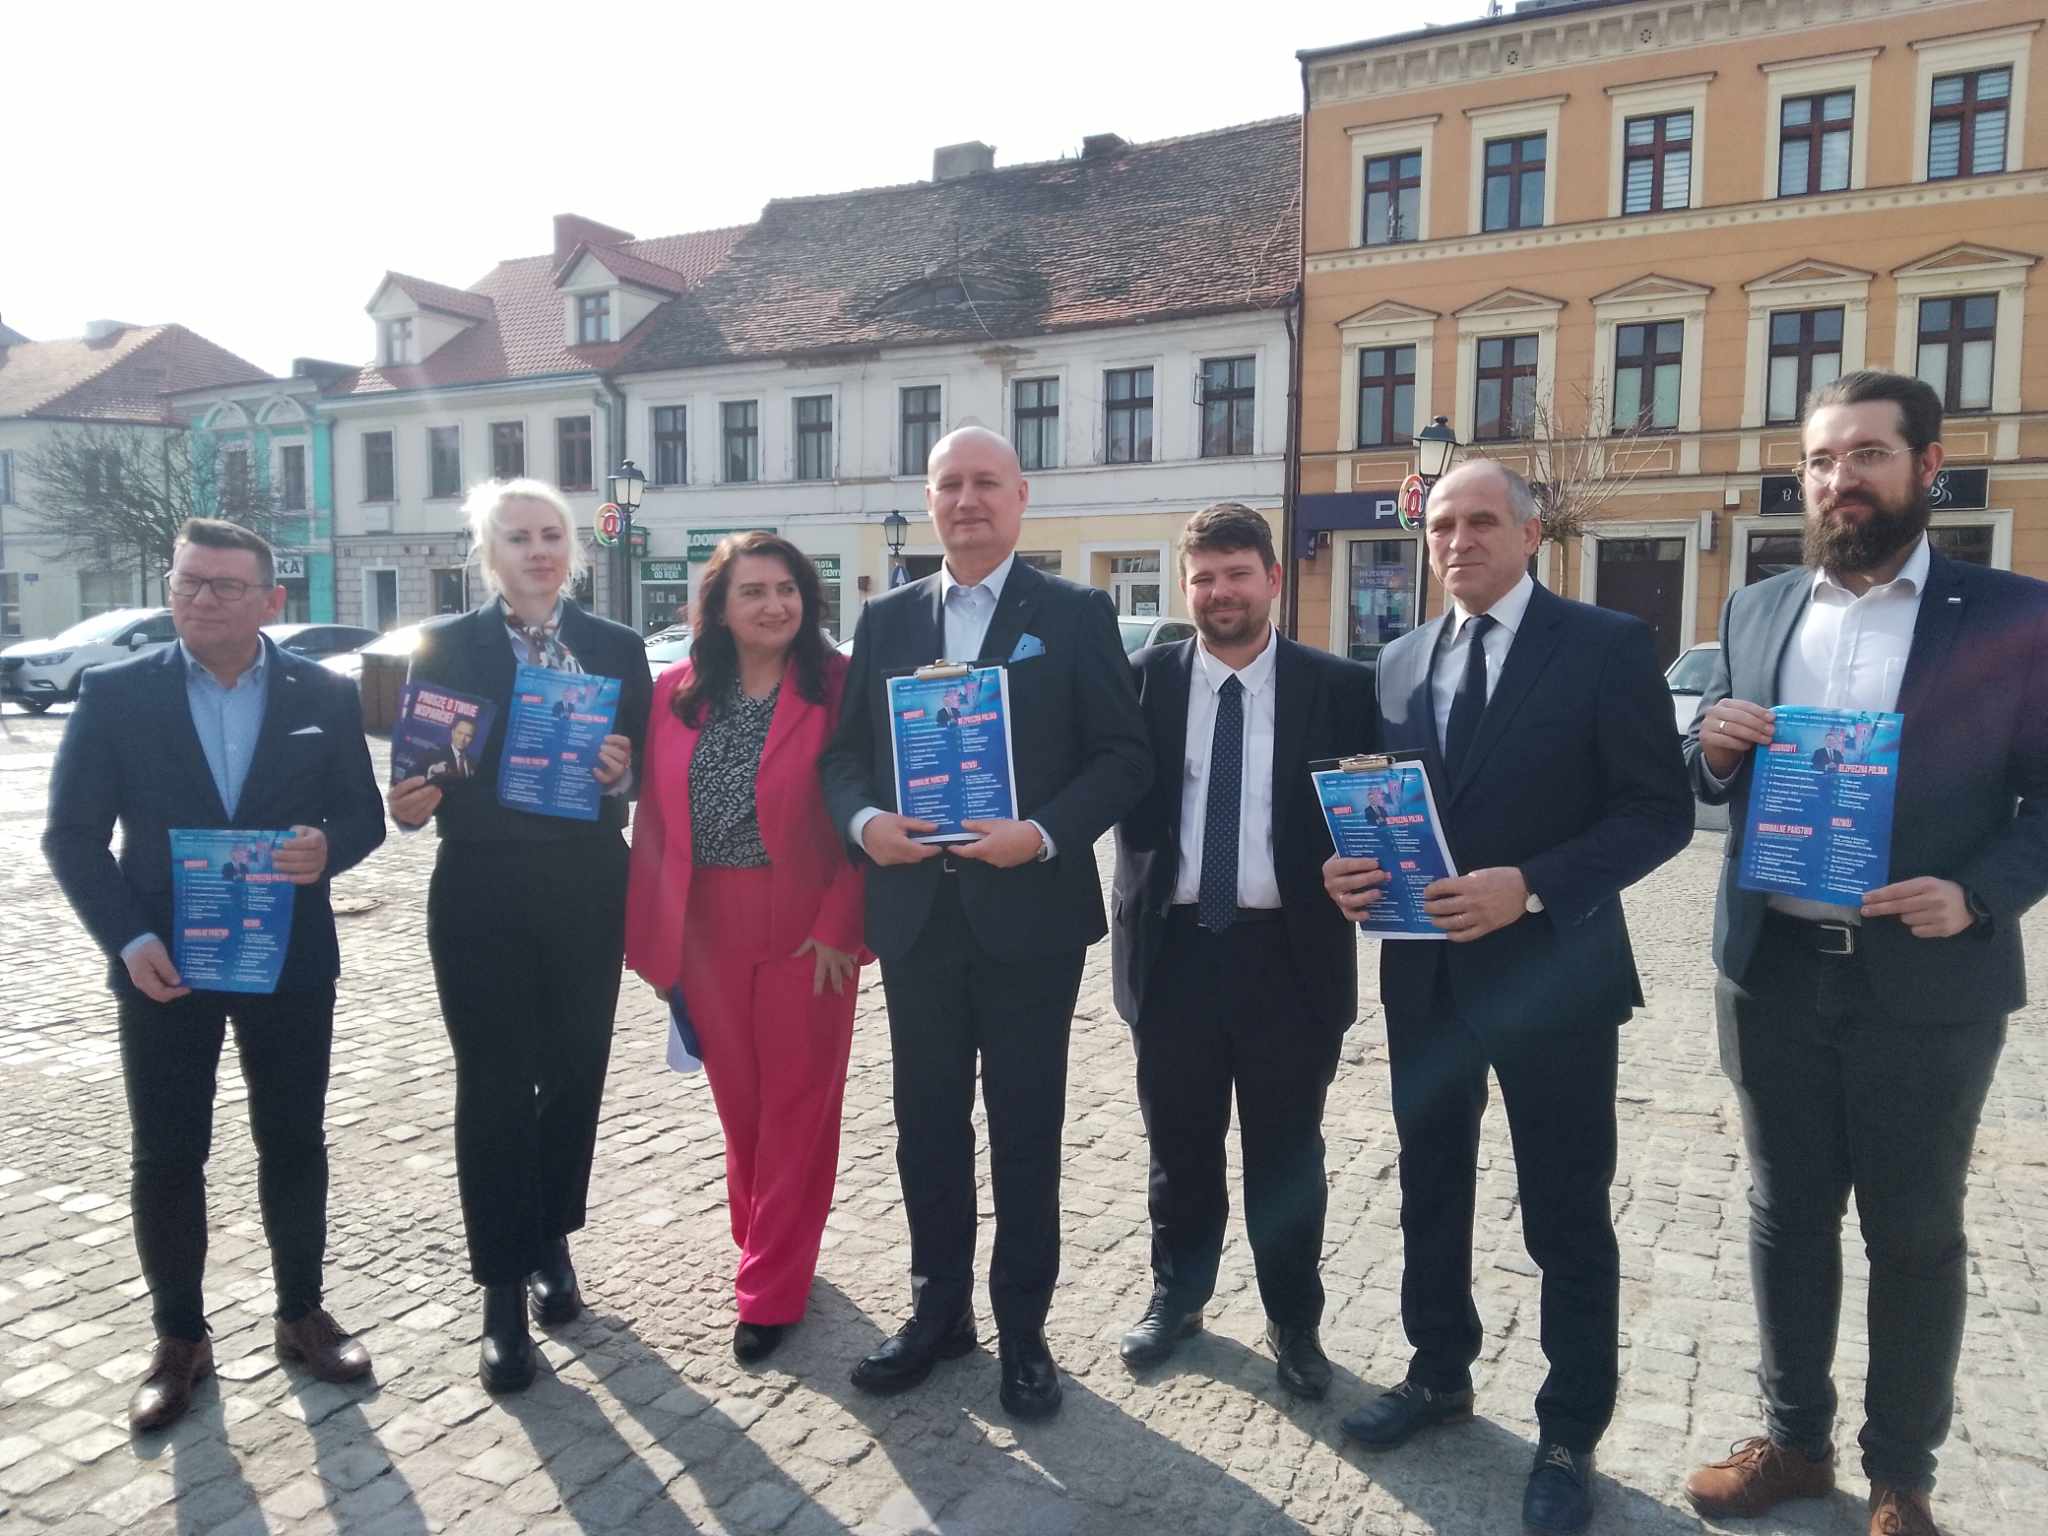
[[1443, 613, 1497, 779], [1198, 675, 1244, 932]]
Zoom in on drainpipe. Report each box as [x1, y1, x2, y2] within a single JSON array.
[[598, 377, 626, 623], [1282, 68, 1310, 643]]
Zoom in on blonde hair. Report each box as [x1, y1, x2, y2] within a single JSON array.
[[463, 478, 589, 597]]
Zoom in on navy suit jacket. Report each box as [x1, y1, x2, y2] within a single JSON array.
[[819, 559, 1152, 963], [1111, 635, 1376, 1031], [43, 638, 386, 995], [1684, 549, 2048, 1021], [1375, 582, 1693, 1039]]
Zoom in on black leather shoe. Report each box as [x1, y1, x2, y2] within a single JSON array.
[[1523, 1442, 1595, 1534], [527, 1236, 581, 1327], [479, 1283, 537, 1393], [733, 1321, 788, 1365], [1119, 1297, 1203, 1369], [1266, 1321, 1333, 1400], [1340, 1379, 1475, 1449], [998, 1331, 1062, 1420], [850, 1309, 976, 1395]]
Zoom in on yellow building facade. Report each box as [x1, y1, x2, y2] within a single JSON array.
[[1294, 0, 2045, 666]]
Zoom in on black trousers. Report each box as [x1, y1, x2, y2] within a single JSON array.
[[117, 985, 335, 1341], [1131, 907, 1342, 1328], [1387, 961, 1620, 1453], [1717, 917, 2005, 1491], [877, 875, 1083, 1335], [427, 835, 627, 1286]]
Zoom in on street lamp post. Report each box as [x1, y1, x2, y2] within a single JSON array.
[[1412, 414, 1461, 491], [882, 510, 909, 589], [607, 460, 645, 631]]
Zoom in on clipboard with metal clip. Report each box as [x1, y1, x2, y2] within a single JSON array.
[[883, 659, 1019, 842]]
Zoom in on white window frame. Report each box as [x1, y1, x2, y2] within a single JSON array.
[[1760, 49, 1878, 200], [1605, 73, 1712, 218], [785, 386, 842, 483], [1348, 115, 1439, 248], [896, 378, 947, 479], [1328, 530, 1428, 658], [360, 565, 401, 630], [1454, 291, 1562, 445], [360, 429, 398, 504], [1589, 278, 1711, 473], [1727, 509, 2012, 589], [1010, 368, 1069, 473], [1080, 540, 1176, 617], [0, 449, 13, 506], [424, 424, 463, 501], [1739, 262, 1872, 442], [487, 417, 529, 481], [645, 400, 691, 489], [715, 397, 764, 486], [1577, 518, 1701, 652], [1890, 245, 2033, 454], [1465, 96, 1565, 235], [1909, 24, 2037, 183], [1095, 356, 1166, 466], [1337, 304, 1437, 459], [1195, 349, 1267, 459], [383, 316, 414, 368], [270, 438, 311, 514], [0, 571, 20, 639]]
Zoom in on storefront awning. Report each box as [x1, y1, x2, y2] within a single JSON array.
[[1295, 491, 1405, 556]]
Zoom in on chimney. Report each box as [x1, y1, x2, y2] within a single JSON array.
[[552, 213, 636, 264], [83, 319, 136, 343], [1081, 133, 1126, 159], [932, 142, 996, 182]]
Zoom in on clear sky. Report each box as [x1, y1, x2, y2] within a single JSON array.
[[6, 0, 1480, 377]]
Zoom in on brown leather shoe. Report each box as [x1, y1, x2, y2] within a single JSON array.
[[1684, 1436, 1835, 1517], [274, 1306, 372, 1383], [1869, 1483, 1940, 1536], [128, 1335, 214, 1433]]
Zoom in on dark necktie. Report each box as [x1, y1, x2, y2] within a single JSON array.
[[1198, 675, 1245, 932], [1442, 613, 1497, 780]]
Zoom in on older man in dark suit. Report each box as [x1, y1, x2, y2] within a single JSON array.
[[821, 426, 1150, 1419], [1324, 461, 1692, 1533], [1681, 371, 2048, 1536], [45, 519, 385, 1433]]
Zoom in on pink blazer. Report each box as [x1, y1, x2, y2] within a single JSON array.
[[624, 651, 867, 990]]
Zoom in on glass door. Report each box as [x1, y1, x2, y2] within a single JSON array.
[[1346, 537, 1420, 664]]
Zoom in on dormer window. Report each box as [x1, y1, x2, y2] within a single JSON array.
[[384, 317, 413, 366], [578, 294, 610, 344]]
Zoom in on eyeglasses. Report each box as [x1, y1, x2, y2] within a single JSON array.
[[167, 573, 265, 601], [1798, 445, 1914, 483]]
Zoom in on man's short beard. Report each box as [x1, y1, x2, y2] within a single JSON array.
[[1803, 482, 1932, 575]]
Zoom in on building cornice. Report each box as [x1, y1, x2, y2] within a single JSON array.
[[1304, 0, 1978, 109], [1306, 169, 2047, 276]]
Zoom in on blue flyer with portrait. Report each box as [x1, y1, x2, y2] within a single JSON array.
[[391, 681, 496, 787], [496, 664, 621, 822], [1310, 756, 1459, 940], [885, 663, 1018, 843], [1738, 706, 1902, 904], [169, 828, 296, 994]]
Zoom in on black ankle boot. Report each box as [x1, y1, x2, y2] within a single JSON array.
[[527, 1236, 581, 1327], [479, 1283, 536, 1393]]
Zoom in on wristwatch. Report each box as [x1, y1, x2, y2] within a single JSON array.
[[1965, 886, 1993, 933]]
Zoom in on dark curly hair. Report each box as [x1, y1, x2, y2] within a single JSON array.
[[672, 531, 830, 727]]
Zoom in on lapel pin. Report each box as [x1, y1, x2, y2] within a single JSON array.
[[1947, 596, 1962, 605]]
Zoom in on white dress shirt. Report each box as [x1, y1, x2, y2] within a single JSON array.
[[1173, 626, 1282, 909], [1431, 572, 1537, 750], [1766, 533, 1930, 922]]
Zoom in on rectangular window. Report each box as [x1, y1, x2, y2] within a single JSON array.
[[578, 293, 609, 344], [1916, 294, 1997, 413], [1200, 356, 1256, 458], [1612, 321, 1684, 432], [1778, 91, 1853, 196], [1474, 334, 1539, 440], [1104, 367, 1154, 464], [556, 415, 593, 491], [384, 317, 412, 364], [220, 446, 251, 513], [0, 449, 12, 505], [1766, 307, 1845, 423], [491, 421, 525, 479], [721, 400, 759, 483], [1356, 345, 1416, 449], [1013, 378, 1060, 471], [1363, 151, 1421, 245], [363, 431, 395, 501], [1623, 111, 1692, 213], [794, 395, 833, 481], [278, 443, 307, 511], [432, 567, 467, 615], [0, 573, 19, 638], [426, 427, 461, 499], [79, 569, 129, 618], [900, 385, 941, 475], [1482, 134, 1546, 231], [651, 406, 687, 486], [812, 554, 843, 642], [1928, 67, 2010, 180]]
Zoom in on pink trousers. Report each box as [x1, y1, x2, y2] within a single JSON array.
[[681, 864, 856, 1323]]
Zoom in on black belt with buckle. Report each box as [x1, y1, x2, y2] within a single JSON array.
[[1766, 911, 1858, 957]]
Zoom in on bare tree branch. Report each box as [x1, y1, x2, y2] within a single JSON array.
[[1506, 384, 1663, 545]]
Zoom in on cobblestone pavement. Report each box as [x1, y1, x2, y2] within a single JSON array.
[[0, 702, 2044, 1536]]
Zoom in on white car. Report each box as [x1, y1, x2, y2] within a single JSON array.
[[320, 624, 425, 684], [1, 607, 178, 711], [1118, 615, 1198, 655], [1665, 641, 1722, 736]]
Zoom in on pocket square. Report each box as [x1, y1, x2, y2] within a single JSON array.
[[289, 725, 325, 736], [1009, 633, 1046, 663]]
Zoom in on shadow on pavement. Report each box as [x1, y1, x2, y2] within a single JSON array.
[[293, 1372, 428, 1535], [129, 1382, 268, 1535]]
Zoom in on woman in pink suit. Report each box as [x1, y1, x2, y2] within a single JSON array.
[[626, 532, 867, 1365]]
